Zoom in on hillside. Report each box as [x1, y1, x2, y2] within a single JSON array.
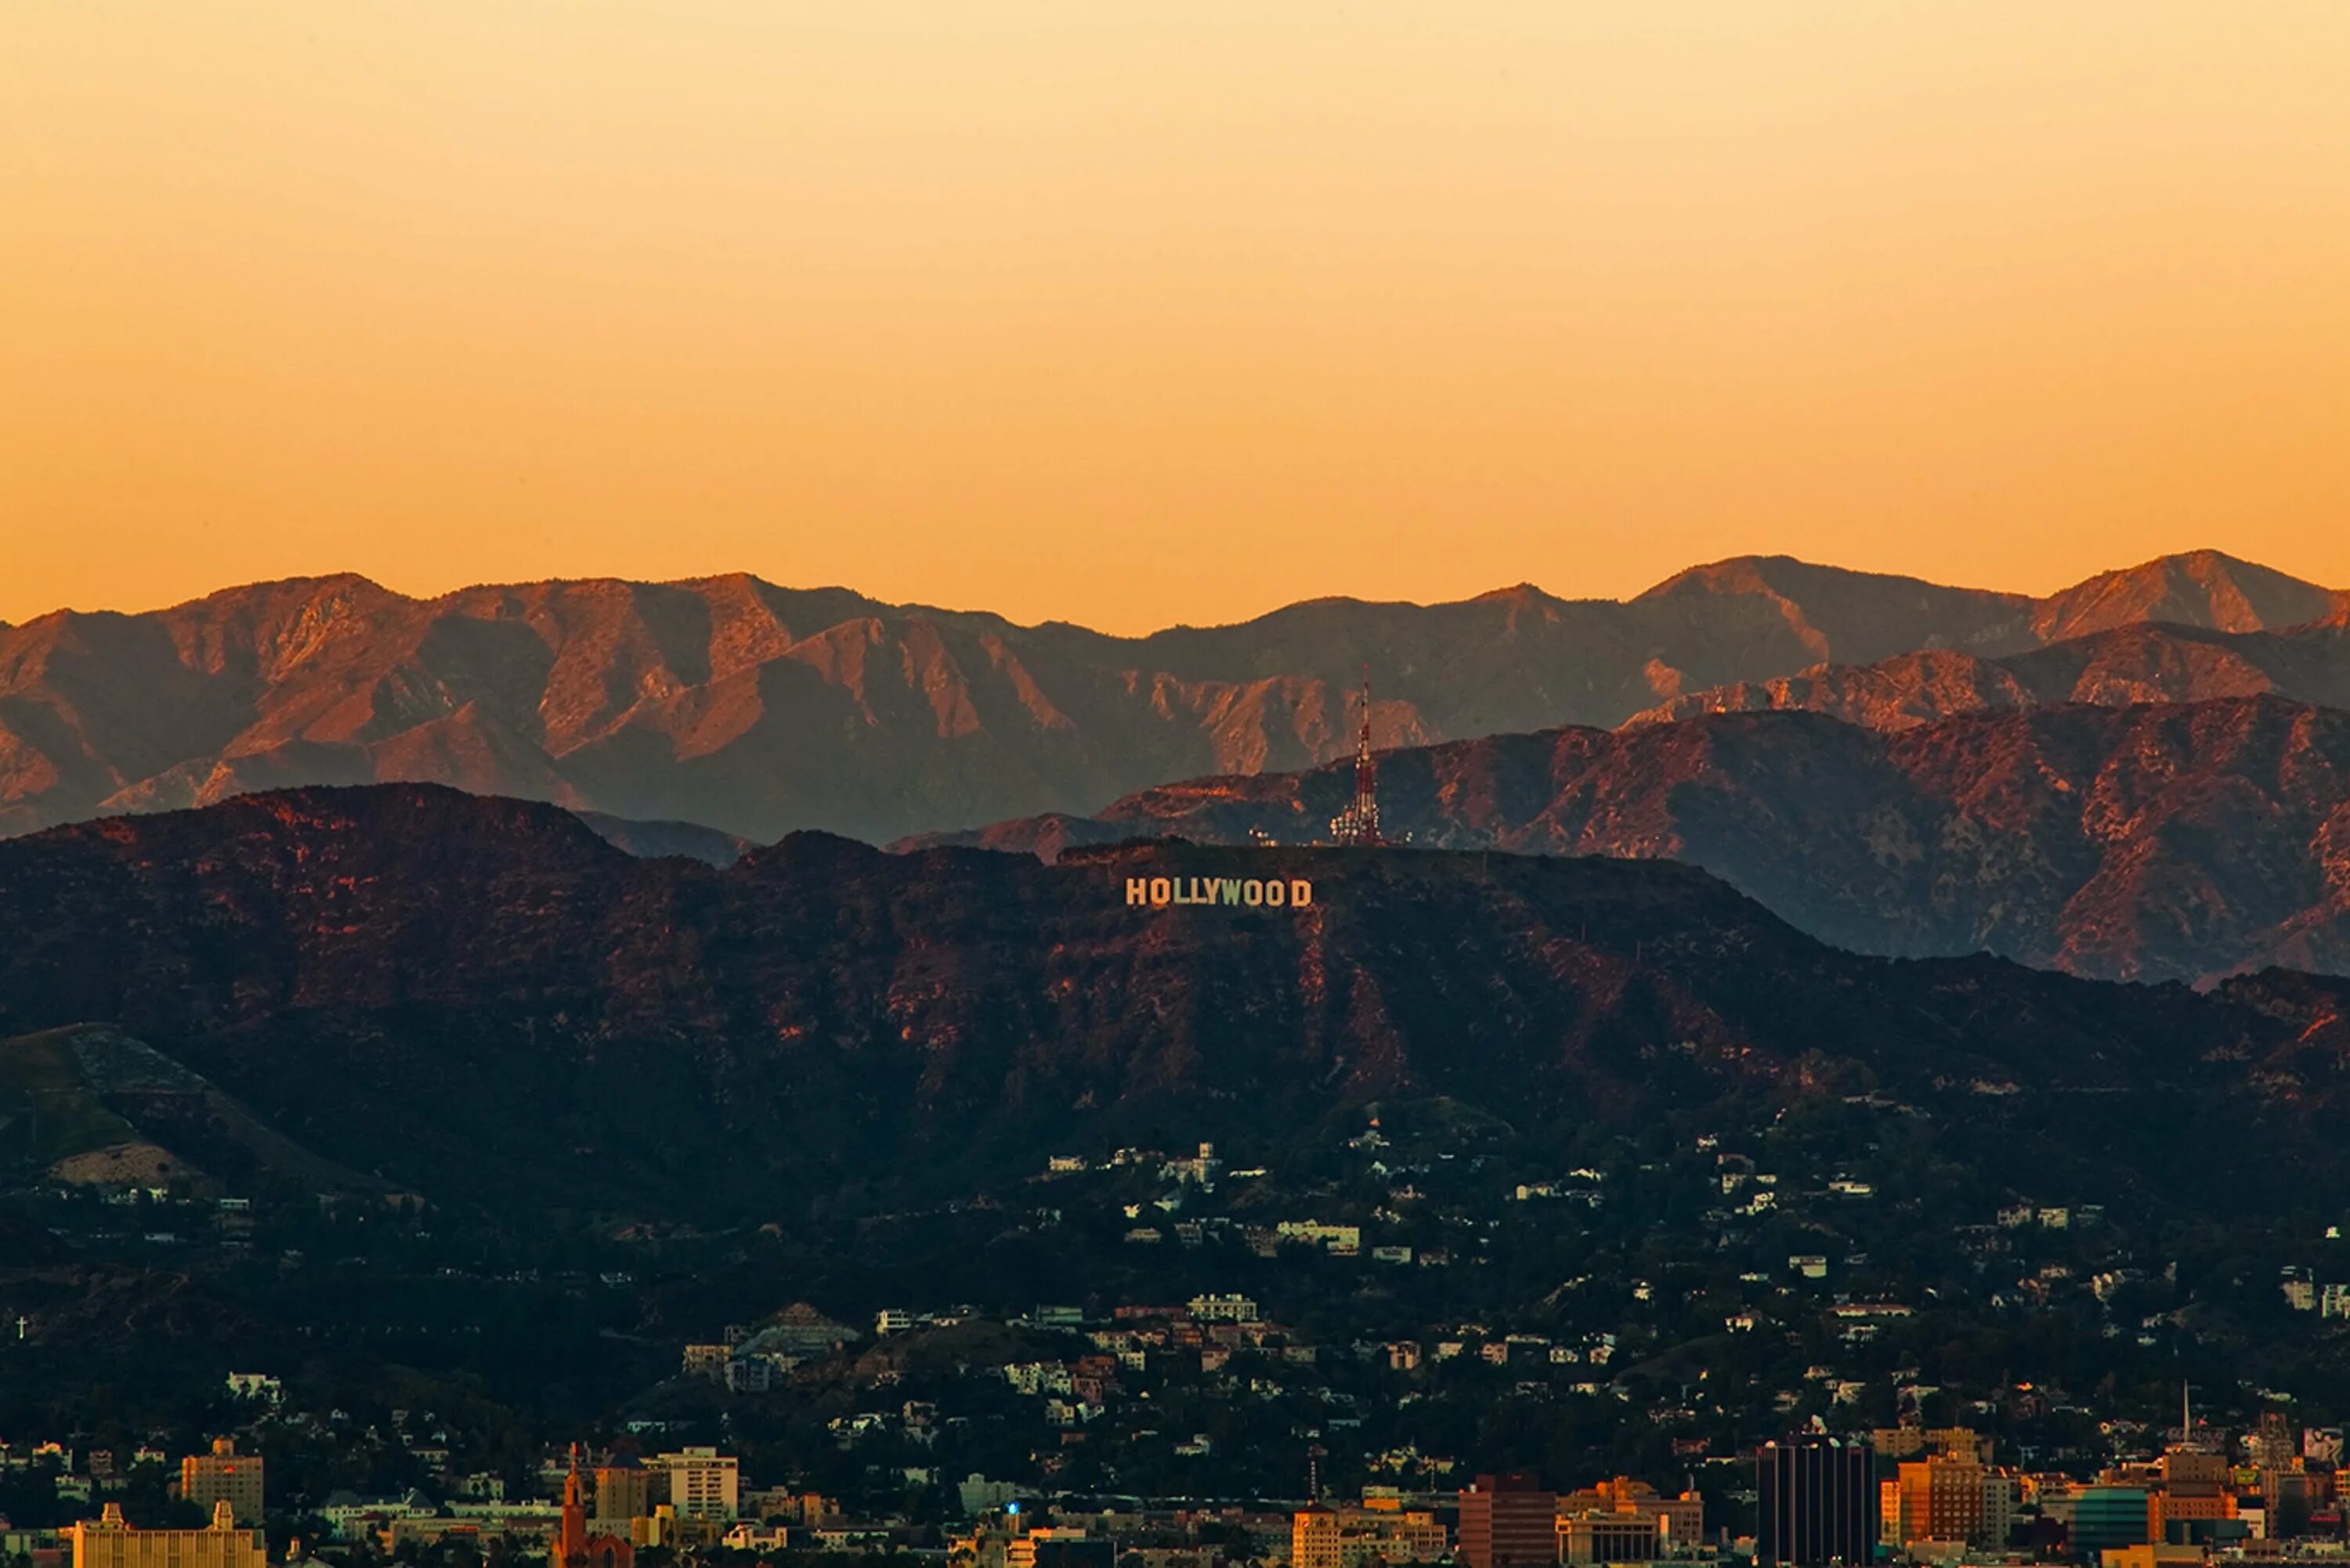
[[0, 786, 2348, 1221], [0, 551, 2337, 845], [906, 697, 2350, 984], [0, 1024, 381, 1193]]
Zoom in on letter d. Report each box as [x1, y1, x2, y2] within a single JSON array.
[[1290, 880, 1313, 909]]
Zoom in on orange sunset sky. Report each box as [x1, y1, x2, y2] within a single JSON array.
[[3, 2, 2346, 634]]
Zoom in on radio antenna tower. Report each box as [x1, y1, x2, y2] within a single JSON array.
[[1328, 669, 1383, 846]]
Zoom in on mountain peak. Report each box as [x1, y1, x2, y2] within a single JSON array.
[[173, 570, 402, 612], [1468, 582, 1557, 605], [1633, 554, 2009, 600], [2032, 550, 2337, 641]]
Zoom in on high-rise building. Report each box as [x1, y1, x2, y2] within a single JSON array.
[[1929, 1429, 1991, 1465], [2251, 1415, 2298, 1473], [2263, 1471, 2313, 1541], [1757, 1436, 1875, 1568], [1980, 1473, 2017, 1551], [1892, 1455, 1985, 1545], [2161, 1450, 2228, 1489], [2150, 1447, 2231, 1541], [2072, 1487, 2151, 1559], [71, 1503, 263, 1568], [595, 1457, 651, 1532], [178, 1440, 263, 1527], [1870, 1428, 1925, 1460], [1295, 1508, 1343, 1568], [650, 1448, 739, 1523], [1459, 1474, 1559, 1568]]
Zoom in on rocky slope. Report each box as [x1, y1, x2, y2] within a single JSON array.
[[2, 786, 2349, 1218], [2, 551, 2337, 844], [907, 697, 2350, 985]]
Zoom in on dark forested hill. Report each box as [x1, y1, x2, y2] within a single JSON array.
[[904, 696, 2350, 985], [1, 785, 2347, 1223]]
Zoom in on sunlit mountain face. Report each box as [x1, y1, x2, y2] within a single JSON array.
[[2, 551, 2339, 847]]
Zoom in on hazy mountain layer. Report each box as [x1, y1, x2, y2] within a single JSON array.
[[2, 551, 2337, 844], [1632, 620, 2350, 730]]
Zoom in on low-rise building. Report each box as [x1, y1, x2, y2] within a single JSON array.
[[1007, 1528, 1115, 1568], [1276, 1222, 1362, 1256], [1559, 1514, 1659, 1564], [1188, 1295, 1260, 1324], [70, 1503, 262, 1568], [681, 1345, 732, 1381], [1557, 1479, 1703, 1550]]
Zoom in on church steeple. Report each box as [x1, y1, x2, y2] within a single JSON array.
[[559, 1445, 589, 1568], [554, 1445, 636, 1568]]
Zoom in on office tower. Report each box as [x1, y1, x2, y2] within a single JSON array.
[[1758, 1436, 1875, 1568], [595, 1456, 651, 1531], [2072, 1487, 2151, 1559], [1459, 1474, 1560, 1568], [650, 1447, 739, 1523], [1293, 1507, 1343, 1568], [179, 1439, 264, 1527], [1893, 1454, 1985, 1545]]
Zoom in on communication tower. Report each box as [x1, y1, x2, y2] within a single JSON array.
[[1328, 673, 1383, 846]]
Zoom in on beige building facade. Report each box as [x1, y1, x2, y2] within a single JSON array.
[[72, 1503, 265, 1568]]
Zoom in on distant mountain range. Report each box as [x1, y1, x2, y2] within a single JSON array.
[[1632, 620, 2350, 731], [3, 784, 2348, 1219], [2, 551, 2341, 845], [907, 695, 2350, 985]]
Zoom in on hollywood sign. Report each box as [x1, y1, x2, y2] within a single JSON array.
[[1125, 875, 1314, 909]]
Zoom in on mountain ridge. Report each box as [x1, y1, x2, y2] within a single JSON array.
[[1632, 620, 2350, 730], [2, 550, 2340, 845]]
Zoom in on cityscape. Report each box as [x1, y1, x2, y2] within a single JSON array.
[[6, 5, 2350, 1568], [12, 1332, 2350, 1568], [13, 1093, 2350, 1568]]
